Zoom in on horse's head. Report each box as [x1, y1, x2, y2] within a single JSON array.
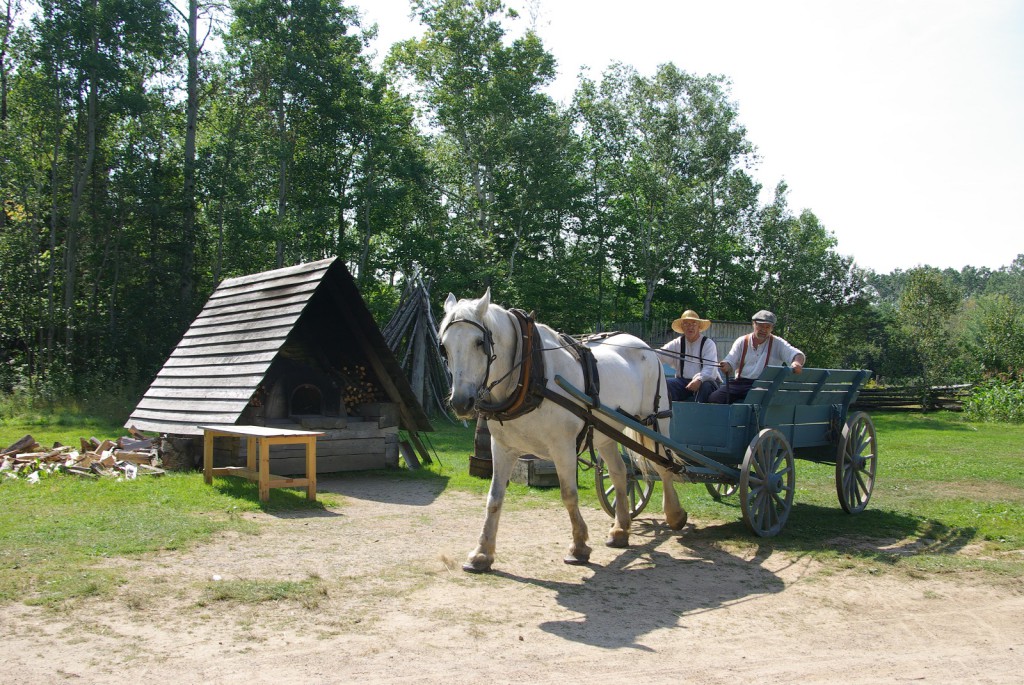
[[439, 288, 496, 419]]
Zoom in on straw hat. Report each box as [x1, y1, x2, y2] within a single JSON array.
[[671, 310, 711, 334]]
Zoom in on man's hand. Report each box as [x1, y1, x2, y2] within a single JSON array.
[[685, 377, 702, 392]]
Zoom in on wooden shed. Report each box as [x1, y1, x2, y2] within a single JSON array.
[[126, 257, 433, 473]]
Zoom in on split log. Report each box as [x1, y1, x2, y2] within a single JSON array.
[[2, 435, 38, 456]]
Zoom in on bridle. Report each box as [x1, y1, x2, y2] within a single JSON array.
[[438, 316, 498, 395], [439, 309, 545, 421]]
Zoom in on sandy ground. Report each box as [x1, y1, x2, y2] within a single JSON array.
[[2, 474, 1022, 684]]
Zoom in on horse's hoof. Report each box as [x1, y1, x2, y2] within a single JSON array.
[[563, 554, 591, 565], [462, 560, 492, 573], [667, 509, 689, 531], [605, 535, 629, 549]]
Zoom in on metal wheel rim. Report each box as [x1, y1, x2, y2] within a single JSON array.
[[739, 428, 794, 537], [705, 481, 738, 500], [594, 445, 654, 519], [836, 412, 877, 514]]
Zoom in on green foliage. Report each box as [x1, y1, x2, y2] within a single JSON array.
[[964, 294, 1024, 377], [964, 379, 1024, 423], [573, 62, 759, 325], [896, 268, 966, 385]]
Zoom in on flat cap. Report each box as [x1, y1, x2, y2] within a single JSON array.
[[751, 310, 777, 324]]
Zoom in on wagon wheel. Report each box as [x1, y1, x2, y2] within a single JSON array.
[[594, 444, 654, 519], [739, 428, 795, 537], [705, 481, 738, 500], [835, 411, 878, 514]]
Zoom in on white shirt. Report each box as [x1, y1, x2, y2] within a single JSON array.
[[721, 334, 804, 380], [658, 336, 722, 383]]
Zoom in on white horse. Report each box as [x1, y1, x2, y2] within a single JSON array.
[[439, 289, 687, 573]]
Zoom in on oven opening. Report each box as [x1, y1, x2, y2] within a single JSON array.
[[290, 384, 323, 416]]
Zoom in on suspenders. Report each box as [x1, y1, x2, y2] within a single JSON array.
[[736, 334, 774, 379], [687, 336, 708, 378]]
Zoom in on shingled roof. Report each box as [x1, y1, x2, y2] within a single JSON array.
[[126, 257, 432, 436]]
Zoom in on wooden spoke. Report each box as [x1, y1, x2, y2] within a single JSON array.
[[594, 444, 654, 519], [739, 428, 794, 537], [836, 412, 878, 514], [705, 481, 738, 500]]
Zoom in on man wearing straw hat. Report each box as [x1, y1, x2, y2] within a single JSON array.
[[657, 310, 722, 403]]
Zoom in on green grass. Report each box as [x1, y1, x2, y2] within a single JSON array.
[[199, 575, 329, 608], [1, 417, 128, 450], [2, 411, 1023, 608], [0, 466, 337, 606]]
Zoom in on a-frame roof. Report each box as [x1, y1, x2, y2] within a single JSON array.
[[126, 257, 432, 436]]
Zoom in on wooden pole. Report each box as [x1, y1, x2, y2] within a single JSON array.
[[411, 310, 427, 409]]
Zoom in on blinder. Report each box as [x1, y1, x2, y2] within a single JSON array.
[[439, 317, 496, 367]]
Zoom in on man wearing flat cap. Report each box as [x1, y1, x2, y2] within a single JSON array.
[[708, 310, 806, 404], [657, 310, 722, 403]]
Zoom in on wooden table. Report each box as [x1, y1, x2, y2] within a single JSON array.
[[202, 425, 324, 502]]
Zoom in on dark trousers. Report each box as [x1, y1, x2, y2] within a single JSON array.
[[708, 377, 754, 404], [667, 376, 718, 403]]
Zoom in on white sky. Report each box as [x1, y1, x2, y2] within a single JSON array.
[[356, 0, 1024, 274]]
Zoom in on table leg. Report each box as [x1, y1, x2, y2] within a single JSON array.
[[305, 436, 317, 501], [258, 438, 270, 502], [203, 431, 215, 484], [246, 436, 257, 471]]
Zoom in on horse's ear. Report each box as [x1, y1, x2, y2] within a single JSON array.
[[476, 287, 491, 316], [444, 293, 457, 314]]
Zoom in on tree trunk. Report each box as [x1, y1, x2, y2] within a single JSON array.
[[0, 0, 12, 128], [358, 139, 374, 285], [275, 95, 288, 268], [64, 28, 100, 355], [411, 314, 427, 408], [180, 0, 200, 312], [46, 96, 62, 367]]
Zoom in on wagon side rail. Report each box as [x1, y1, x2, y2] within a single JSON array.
[[742, 366, 871, 448]]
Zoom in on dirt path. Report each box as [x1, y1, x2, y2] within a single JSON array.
[[3, 475, 1022, 684]]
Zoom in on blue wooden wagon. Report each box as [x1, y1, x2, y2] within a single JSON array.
[[561, 366, 877, 537]]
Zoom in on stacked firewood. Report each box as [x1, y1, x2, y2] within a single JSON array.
[[340, 364, 383, 408], [1, 429, 164, 481]]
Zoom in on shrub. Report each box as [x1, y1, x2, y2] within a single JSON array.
[[964, 379, 1024, 424]]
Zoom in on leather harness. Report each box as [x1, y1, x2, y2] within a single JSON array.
[[475, 308, 549, 422]]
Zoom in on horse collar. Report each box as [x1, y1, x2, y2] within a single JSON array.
[[475, 309, 547, 422]]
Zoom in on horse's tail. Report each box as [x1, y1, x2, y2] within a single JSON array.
[[623, 429, 658, 481]]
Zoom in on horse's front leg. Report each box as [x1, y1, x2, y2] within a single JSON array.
[[463, 441, 518, 573]]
